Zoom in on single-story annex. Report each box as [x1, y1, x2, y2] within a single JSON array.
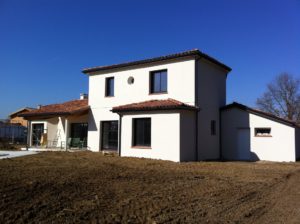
[[19, 49, 300, 162]]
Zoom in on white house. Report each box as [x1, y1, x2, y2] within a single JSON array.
[[221, 102, 300, 162], [82, 49, 231, 162], [20, 49, 300, 162]]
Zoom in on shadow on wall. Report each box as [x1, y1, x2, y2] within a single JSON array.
[[88, 110, 98, 132], [250, 152, 259, 161]]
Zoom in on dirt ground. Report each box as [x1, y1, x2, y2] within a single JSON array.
[[0, 152, 300, 223]]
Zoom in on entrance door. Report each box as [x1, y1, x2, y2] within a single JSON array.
[[101, 121, 118, 151], [32, 123, 44, 146], [237, 128, 251, 160]]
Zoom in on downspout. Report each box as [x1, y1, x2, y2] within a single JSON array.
[[195, 56, 200, 161], [118, 114, 122, 156], [26, 120, 31, 150]]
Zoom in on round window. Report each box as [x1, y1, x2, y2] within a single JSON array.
[[127, 76, 134, 85]]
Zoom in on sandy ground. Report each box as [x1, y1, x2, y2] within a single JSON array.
[[0, 151, 300, 223]]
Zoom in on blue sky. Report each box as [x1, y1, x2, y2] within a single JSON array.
[[0, 0, 299, 118]]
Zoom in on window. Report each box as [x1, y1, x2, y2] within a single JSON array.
[[255, 128, 271, 137], [105, 77, 114, 96], [211, 120, 216, 136], [101, 121, 118, 150], [133, 118, 151, 147], [150, 70, 167, 93], [70, 123, 88, 147]]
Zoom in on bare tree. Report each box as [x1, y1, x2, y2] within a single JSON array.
[[256, 73, 300, 124]]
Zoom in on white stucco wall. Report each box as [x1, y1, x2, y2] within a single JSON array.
[[197, 59, 228, 160], [87, 58, 196, 151], [120, 112, 180, 162], [221, 108, 297, 162], [221, 108, 250, 160], [249, 113, 296, 162], [296, 127, 300, 160]]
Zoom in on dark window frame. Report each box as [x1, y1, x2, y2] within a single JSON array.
[[105, 77, 114, 97], [211, 120, 216, 136], [149, 69, 168, 94], [101, 120, 119, 150], [132, 118, 151, 148]]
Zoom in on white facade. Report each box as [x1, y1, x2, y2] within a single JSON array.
[[221, 107, 298, 162], [86, 54, 229, 161]]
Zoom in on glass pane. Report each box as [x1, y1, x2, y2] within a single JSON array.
[[109, 78, 114, 96], [106, 78, 114, 96], [133, 118, 151, 146], [160, 71, 167, 92], [102, 121, 118, 150], [155, 73, 161, 92]]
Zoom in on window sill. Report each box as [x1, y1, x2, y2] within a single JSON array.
[[255, 135, 272, 137], [131, 146, 152, 149], [105, 96, 114, 98], [149, 92, 168, 95]]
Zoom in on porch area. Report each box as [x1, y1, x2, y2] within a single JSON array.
[[19, 98, 90, 150]]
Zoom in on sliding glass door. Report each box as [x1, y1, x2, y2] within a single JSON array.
[[101, 121, 118, 150]]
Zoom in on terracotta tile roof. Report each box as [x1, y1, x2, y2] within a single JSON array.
[[82, 49, 231, 74], [221, 102, 300, 128], [112, 98, 198, 113], [19, 99, 89, 118]]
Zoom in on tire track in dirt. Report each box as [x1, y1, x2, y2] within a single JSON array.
[[254, 169, 300, 224]]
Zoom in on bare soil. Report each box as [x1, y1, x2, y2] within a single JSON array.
[[0, 152, 300, 223]]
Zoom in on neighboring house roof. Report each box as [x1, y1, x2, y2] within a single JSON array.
[[221, 102, 300, 128], [9, 107, 35, 118], [112, 98, 198, 113], [19, 99, 89, 118], [82, 49, 232, 74]]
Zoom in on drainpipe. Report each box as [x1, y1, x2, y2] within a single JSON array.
[[194, 57, 200, 161], [118, 114, 122, 156], [26, 120, 31, 150]]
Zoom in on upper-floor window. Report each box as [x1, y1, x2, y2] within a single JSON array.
[[150, 70, 167, 94], [105, 77, 114, 97]]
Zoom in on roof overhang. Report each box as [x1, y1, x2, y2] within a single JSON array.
[[82, 49, 232, 75], [221, 102, 299, 128]]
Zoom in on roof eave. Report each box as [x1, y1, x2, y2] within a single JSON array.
[[111, 106, 199, 113], [82, 50, 231, 74]]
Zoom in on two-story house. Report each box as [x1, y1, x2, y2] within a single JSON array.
[[19, 49, 299, 162], [82, 49, 231, 162]]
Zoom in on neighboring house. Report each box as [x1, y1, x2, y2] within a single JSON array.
[[9, 107, 35, 127], [19, 94, 89, 149], [221, 102, 300, 162], [82, 49, 231, 162]]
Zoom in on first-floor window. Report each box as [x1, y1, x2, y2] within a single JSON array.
[[132, 118, 151, 147], [101, 121, 118, 150]]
